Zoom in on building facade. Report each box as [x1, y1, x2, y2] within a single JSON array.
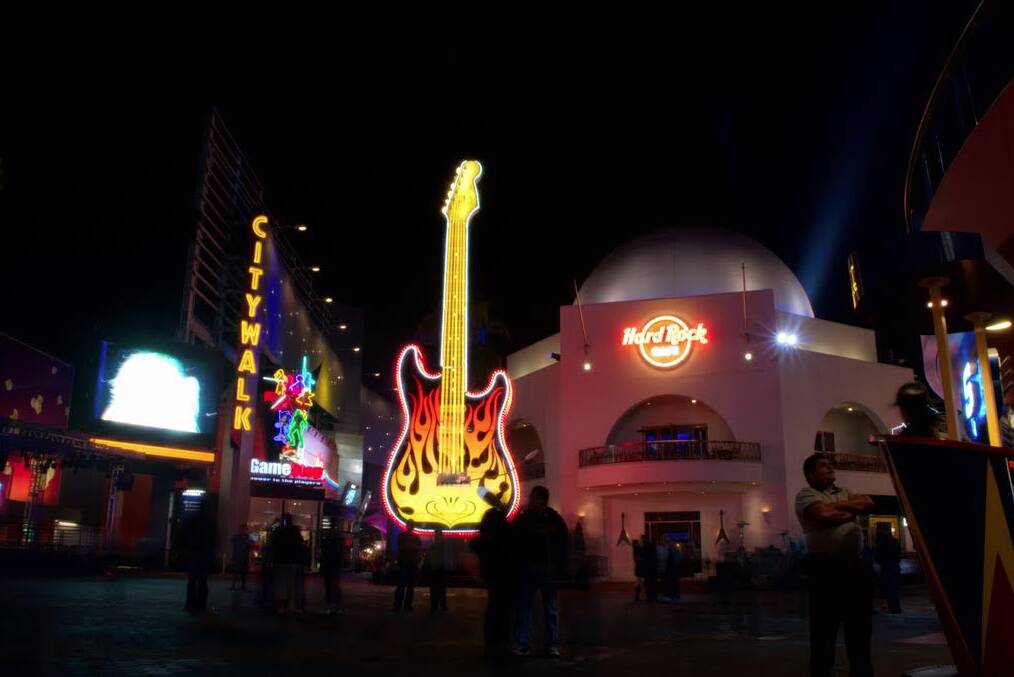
[[507, 228, 914, 579]]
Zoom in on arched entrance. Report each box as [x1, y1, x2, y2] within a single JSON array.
[[507, 419, 545, 480], [813, 402, 886, 471], [606, 394, 736, 448]]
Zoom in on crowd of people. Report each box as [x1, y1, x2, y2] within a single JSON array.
[[175, 383, 939, 670]]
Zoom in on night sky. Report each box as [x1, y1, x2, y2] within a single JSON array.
[[0, 5, 975, 381]]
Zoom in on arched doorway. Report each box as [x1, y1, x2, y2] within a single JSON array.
[[813, 403, 886, 471], [507, 419, 544, 480]]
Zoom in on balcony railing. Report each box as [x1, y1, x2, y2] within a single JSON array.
[[578, 440, 761, 467], [904, 2, 1014, 231], [825, 451, 887, 474]]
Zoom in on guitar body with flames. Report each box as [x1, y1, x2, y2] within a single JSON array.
[[382, 346, 520, 534]]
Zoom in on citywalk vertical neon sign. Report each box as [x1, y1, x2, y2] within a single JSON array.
[[232, 215, 268, 432]]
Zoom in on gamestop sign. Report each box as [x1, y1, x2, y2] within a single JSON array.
[[249, 458, 324, 488], [622, 315, 708, 369]]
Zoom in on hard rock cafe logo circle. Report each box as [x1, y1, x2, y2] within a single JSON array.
[[621, 315, 709, 369]]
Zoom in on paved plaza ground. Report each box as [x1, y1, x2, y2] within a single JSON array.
[[0, 575, 953, 676]]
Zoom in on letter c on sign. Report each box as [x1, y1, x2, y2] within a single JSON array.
[[252, 215, 269, 238]]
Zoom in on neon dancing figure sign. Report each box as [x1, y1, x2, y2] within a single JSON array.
[[262, 355, 316, 459]]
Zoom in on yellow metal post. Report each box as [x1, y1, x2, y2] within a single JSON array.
[[920, 278, 959, 440], [966, 312, 1002, 446]]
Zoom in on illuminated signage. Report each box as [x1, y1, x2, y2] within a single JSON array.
[[262, 355, 316, 459], [962, 360, 987, 442], [232, 215, 268, 432], [249, 458, 324, 487], [621, 315, 708, 368], [382, 162, 521, 535]]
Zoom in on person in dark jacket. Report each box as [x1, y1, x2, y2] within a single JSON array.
[[230, 524, 251, 591], [895, 382, 944, 438], [394, 520, 422, 612], [513, 485, 568, 658], [426, 526, 450, 614], [874, 523, 903, 614], [320, 530, 345, 614], [269, 513, 303, 615], [472, 491, 514, 659], [632, 537, 646, 601], [182, 501, 217, 612]]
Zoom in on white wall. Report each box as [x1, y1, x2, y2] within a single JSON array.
[[779, 351, 913, 542], [606, 396, 736, 444], [776, 312, 878, 362], [508, 364, 561, 508], [507, 334, 561, 379]]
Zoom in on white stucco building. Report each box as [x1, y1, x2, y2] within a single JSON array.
[[506, 227, 913, 579]]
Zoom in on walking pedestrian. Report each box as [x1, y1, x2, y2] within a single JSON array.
[[796, 452, 875, 677], [472, 490, 515, 660]]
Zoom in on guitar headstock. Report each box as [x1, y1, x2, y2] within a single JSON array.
[[440, 160, 483, 222]]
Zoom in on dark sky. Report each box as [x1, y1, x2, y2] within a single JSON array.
[[0, 5, 974, 379]]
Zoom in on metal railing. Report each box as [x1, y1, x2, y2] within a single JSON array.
[[825, 451, 887, 474], [904, 1, 1014, 231], [0, 520, 104, 551], [578, 440, 761, 467]]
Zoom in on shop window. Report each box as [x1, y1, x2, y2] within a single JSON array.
[[814, 431, 836, 452]]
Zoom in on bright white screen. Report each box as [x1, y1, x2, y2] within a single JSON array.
[[101, 352, 201, 433]]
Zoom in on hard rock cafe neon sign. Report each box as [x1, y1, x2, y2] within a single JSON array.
[[622, 315, 709, 369]]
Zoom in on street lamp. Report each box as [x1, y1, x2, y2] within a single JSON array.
[[309, 266, 321, 273], [324, 297, 334, 304]]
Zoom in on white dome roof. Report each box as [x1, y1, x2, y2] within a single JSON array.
[[577, 227, 814, 317]]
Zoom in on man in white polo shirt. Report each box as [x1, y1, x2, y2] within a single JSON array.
[[796, 452, 875, 677]]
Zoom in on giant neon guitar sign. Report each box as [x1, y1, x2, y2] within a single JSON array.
[[381, 161, 521, 535]]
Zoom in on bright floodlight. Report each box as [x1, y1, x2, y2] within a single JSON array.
[[101, 352, 201, 433], [776, 332, 798, 347]]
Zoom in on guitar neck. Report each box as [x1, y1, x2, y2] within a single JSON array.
[[439, 214, 469, 474]]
